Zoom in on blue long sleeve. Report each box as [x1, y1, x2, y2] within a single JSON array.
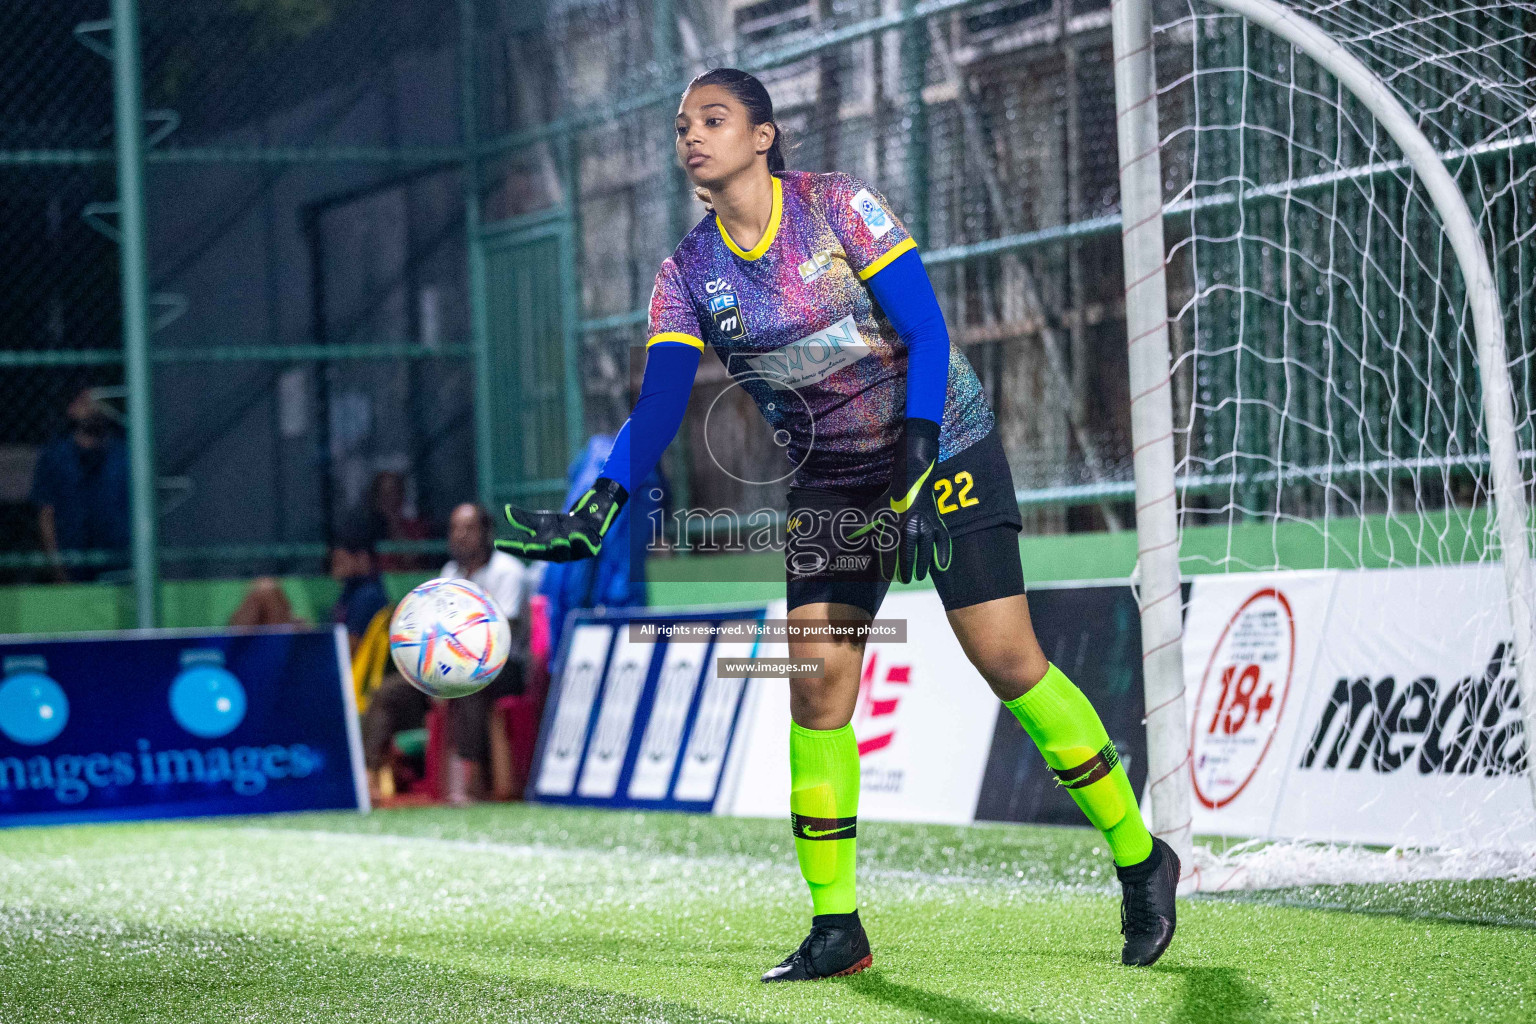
[[864, 247, 949, 425], [598, 341, 701, 494]]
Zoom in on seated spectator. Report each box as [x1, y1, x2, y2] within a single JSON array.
[[227, 520, 386, 636], [31, 388, 129, 582], [330, 517, 390, 655], [227, 577, 300, 627], [439, 502, 531, 803], [333, 514, 428, 801], [358, 502, 531, 804], [368, 469, 432, 572]]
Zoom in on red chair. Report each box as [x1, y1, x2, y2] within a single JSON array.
[[419, 703, 449, 801], [377, 719, 442, 806]]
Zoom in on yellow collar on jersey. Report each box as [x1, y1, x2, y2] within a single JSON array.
[[716, 174, 782, 262]]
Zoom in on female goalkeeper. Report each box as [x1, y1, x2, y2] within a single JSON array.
[[498, 67, 1179, 979]]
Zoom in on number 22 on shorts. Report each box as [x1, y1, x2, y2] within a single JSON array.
[[932, 470, 980, 515]]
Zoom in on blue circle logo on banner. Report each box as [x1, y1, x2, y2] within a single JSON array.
[[169, 666, 247, 738], [0, 672, 69, 745]]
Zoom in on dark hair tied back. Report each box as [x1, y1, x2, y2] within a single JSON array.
[[686, 67, 786, 174]]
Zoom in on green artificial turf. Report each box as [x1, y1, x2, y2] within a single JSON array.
[[1, 805, 1532, 1023]]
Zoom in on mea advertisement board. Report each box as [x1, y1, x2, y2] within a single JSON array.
[[1184, 566, 1534, 847], [0, 627, 367, 826], [529, 607, 766, 812], [724, 594, 1002, 826]]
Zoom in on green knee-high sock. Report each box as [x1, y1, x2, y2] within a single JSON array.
[[1004, 663, 1154, 867], [788, 721, 860, 915]]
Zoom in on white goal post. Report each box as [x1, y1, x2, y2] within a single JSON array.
[[1110, 0, 1195, 874], [1111, 0, 1536, 882]]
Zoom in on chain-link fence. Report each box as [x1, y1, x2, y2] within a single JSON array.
[[1, 1, 125, 577], [4, 0, 1153, 603], [2, 0, 475, 589], [470, 0, 1137, 542], [21, 2, 1517, 605]]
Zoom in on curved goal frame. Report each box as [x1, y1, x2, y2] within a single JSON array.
[[1110, 0, 1536, 877]]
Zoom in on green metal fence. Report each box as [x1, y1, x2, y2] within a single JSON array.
[[464, 0, 1141, 539], [2, 0, 1148, 624], [2, 0, 481, 621], [4, 0, 1527, 623]]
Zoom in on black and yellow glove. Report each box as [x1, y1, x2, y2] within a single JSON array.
[[850, 417, 952, 584], [496, 476, 628, 563]]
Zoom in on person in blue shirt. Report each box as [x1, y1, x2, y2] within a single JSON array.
[[30, 388, 130, 582], [537, 434, 666, 662]]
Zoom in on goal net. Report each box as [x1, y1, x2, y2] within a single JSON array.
[[1142, 0, 1536, 888]]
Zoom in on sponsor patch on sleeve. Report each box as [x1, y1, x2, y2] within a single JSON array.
[[848, 188, 894, 240]]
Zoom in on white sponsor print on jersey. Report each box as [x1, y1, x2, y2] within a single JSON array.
[[701, 276, 748, 340], [798, 250, 834, 283], [849, 188, 894, 240], [741, 315, 871, 391]]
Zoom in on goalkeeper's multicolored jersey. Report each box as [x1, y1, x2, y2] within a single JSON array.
[[647, 170, 993, 488]]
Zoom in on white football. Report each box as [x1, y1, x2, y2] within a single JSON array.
[[388, 578, 511, 698]]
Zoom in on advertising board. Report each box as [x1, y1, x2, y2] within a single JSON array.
[[0, 626, 366, 826]]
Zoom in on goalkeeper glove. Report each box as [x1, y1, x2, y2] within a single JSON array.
[[496, 476, 628, 563], [850, 417, 952, 584]]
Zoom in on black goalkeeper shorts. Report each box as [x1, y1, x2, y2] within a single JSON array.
[[784, 424, 1025, 616]]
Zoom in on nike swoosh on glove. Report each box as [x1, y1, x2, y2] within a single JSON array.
[[496, 476, 628, 563], [849, 417, 952, 584]]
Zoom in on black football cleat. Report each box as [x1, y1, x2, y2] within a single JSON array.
[[1117, 836, 1180, 966], [761, 910, 873, 982]]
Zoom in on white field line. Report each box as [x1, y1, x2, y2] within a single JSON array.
[[232, 827, 1118, 897]]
